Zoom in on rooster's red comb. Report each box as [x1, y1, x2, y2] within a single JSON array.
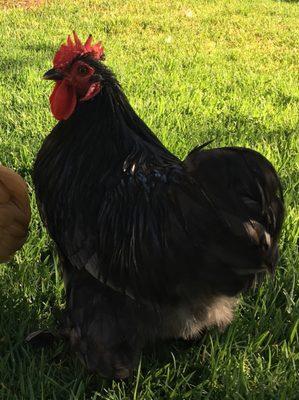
[[53, 31, 105, 69]]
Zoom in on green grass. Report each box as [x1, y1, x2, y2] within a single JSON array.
[[0, 0, 298, 398]]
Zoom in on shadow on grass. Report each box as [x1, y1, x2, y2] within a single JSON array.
[[0, 57, 32, 72], [23, 42, 57, 53]]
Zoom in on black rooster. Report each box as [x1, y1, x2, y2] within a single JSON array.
[[33, 33, 284, 379]]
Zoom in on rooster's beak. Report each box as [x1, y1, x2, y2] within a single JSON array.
[[43, 68, 64, 81]]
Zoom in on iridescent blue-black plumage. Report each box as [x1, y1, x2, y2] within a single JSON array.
[[33, 56, 284, 378]]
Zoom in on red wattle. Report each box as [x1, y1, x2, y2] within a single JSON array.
[[50, 80, 77, 120]]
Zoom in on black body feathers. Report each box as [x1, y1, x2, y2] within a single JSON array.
[[33, 58, 284, 378]]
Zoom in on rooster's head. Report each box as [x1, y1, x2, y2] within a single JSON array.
[[44, 32, 106, 121]]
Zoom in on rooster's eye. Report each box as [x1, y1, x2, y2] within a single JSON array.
[[78, 65, 89, 75]]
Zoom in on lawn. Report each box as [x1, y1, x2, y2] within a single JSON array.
[[0, 0, 298, 398]]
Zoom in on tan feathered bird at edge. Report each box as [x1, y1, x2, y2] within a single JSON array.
[[0, 165, 30, 263]]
